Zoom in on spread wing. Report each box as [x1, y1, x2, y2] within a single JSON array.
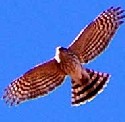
[[68, 7, 125, 63], [3, 59, 65, 106]]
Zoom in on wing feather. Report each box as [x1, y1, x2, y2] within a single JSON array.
[[3, 59, 65, 106], [69, 7, 125, 63]]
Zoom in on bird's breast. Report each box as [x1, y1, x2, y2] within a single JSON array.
[[58, 52, 82, 79]]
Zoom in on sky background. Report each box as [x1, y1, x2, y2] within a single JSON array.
[[0, 0, 125, 122]]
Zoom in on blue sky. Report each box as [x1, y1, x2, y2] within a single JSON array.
[[0, 0, 125, 122]]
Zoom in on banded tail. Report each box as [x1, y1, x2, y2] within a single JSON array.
[[71, 68, 111, 106]]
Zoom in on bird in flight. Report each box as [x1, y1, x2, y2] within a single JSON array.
[[3, 7, 125, 106]]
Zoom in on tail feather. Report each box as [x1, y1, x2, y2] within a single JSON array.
[[71, 68, 111, 106]]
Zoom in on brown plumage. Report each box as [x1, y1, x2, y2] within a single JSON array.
[[3, 7, 125, 106]]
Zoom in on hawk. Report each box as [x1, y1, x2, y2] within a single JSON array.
[[3, 7, 125, 106]]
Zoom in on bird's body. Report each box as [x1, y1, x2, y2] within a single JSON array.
[[55, 47, 89, 85], [3, 7, 125, 106]]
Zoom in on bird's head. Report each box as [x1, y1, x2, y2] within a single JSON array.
[[54, 46, 68, 63]]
